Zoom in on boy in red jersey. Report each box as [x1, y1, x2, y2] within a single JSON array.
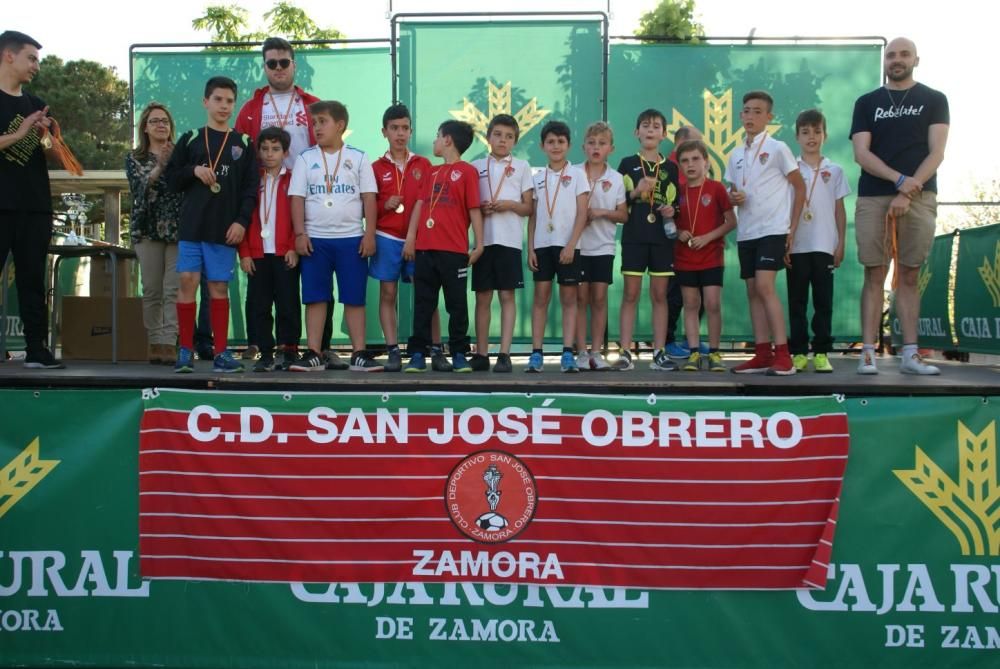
[[403, 120, 484, 373], [673, 140, 737, 372]]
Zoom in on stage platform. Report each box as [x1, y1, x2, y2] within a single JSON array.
[[1, 352, 996, 396]]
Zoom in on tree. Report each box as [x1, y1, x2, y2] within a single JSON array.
[[634, 0, 705, 41], [193, 1, 344, 48], [28, 56, 131, 170]]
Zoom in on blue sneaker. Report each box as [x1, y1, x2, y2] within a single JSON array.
[[698, 342, 710, 355], [174, 346, 194, 373], [560, 350, 580, 373], [405, 351, 427, 373], [452, 351, 472, 373], [525, 351, 544, 373], [212, 350, 245, 373], [666, 342, 691, 359]]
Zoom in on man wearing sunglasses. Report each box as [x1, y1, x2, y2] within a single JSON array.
[[234, 37, 325, 365]]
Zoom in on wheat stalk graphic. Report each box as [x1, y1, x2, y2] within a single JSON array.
[[917, 264, 932, 297], [894, 421, 998, 556], [977, 241, 1000, 308], [450, 81, 551, 150], [0, 437, 60, 518]]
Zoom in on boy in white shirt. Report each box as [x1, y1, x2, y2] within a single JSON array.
[[576, 121, 627, 370], [470, 114, 534, 373], [288, 100, 380, 372], [726, 91, 806, 375], [526, 120, 590, 373], [788, 108, 850, 373]]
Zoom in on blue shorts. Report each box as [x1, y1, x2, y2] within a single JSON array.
[[368, 234, 414, 283], [176, 241, 236, 282], [300, 236, 368, 306]]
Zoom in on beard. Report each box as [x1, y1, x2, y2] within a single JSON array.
[[885, 64, 913, 82]]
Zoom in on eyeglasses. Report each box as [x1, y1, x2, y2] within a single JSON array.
[[146, 118, 171, 126], [265, 58, 293, 70]]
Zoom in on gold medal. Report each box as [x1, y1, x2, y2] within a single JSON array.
[[547, 223, 555, 233], [203, 127, 231, 196], [426, 217, 435, 229], [395, 203, 405, 214], [210, 183, 221, 194], [646, 212, 656, 224], [687, 238, 695, 248], [803, 210, 813, 222], [260, 228, 272, 239]]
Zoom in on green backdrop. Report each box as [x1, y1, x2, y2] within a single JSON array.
[[129, 27, 880, 346]]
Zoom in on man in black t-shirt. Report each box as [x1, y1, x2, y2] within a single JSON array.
[[0, 30, 64, 369], [850, 37, 949, 376]]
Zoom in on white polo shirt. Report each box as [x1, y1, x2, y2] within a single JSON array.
[[289, 145, 376, 239], [791, 157, 851, 255], [472, 154, 534, 249], [531, 164, 590, 249], [724, 133, 798, 241], [578, 163, 626, 257]]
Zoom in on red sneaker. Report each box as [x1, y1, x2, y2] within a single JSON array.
[[731, 353, 774, 374], [766, 352, 797, 376]]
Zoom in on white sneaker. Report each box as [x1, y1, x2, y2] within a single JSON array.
[[857, 349, 878, 375], [576, 351, 592, 370], [899, 352, 941, 375], [590, 352, 611, 371]]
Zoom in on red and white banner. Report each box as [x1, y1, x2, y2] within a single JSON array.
[[139, 390, 849, 589]]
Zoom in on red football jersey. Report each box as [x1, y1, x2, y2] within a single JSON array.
[[674, 178, 733, 271], [414, 161, 481, 254], [372, 152, 432, 240]]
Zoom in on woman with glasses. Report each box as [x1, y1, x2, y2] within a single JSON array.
[[126, 102, 182, 364]]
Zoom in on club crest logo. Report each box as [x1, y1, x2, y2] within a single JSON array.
[[505, 164, 516, 177], [701, 194, 713, 207], [894, 420, 999, 556], [759, 152, 770, 165], [560, 174, 573, 187], [821, 170, 832, 183], [602, 179, 611, 192], [344, 159, 354, 170], [231, 145, 243, 160], [412, 168, 422, 180], [451, 169, 462, 182], [445, 450, 537, 544]]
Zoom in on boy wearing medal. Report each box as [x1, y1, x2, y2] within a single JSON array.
[[166, 76, 258, 373], [470, 114, 535, 373], [370, 104, 435, 372], [614, 109, 681, 371], [726, 90, 806, 375], [673, 140, 736, 372], [787, 109, 849, 373], [238, 127, 300, 372], [575, 121, 627, 371], [288, 100, 381, 372], [525, 120, 590, 373], [402, 120, 484, 373]]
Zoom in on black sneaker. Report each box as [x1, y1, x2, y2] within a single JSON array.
[[289, 350, 325, 372], [469, 353, 490, 372], [431, 351, 453, 372], [253, 355, 275, 372], [278, 349, 299, 371], [350, 351, 384, 372], [384, 348, 402, 373], [24, 348, 65, 369], [323, 350, 349, 370], [196, 345, 215, 361], [493, 352, 513, 373]]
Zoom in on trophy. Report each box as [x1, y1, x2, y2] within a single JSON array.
[[60, 193, 92, 245]]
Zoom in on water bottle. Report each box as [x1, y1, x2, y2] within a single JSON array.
[[663, 218, 678, 240]]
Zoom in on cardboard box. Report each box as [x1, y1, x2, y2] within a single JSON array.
[[61, 296, 148, 361], [89, 256, 139, 298]]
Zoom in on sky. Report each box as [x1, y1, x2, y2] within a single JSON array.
[[6, 0, 993, 200]]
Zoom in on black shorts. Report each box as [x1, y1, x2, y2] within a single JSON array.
[[580, 254, 614, 285], [472, 245, 524, 291], [533, 246, 583, 285], [675, 266, 725, 288], [621, 243, 673, 276], [738, 234, 787, 279]]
